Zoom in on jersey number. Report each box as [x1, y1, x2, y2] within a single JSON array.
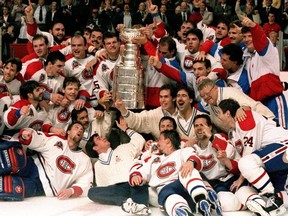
[[243, 136, 253, 147]]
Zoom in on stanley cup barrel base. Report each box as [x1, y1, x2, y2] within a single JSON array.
[[113, 65, 145, 109], [112, 28, 145, 109]]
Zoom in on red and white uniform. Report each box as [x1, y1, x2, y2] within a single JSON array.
[[42, 102, 95, 133], [24, 61, 64, 94], [129, 147, 202, 193], [193, 133, 239, 181], [19, 129, 93, 197], [178, 50, 227, 80], [4, 100, 48, 131], [243, 23, 287, 128], [142, 41, 179, 108], [230, 110, 288, 157], [92, 55, 122, 99]]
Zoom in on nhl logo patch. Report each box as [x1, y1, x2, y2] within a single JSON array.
[[57, 108, 71, 123]]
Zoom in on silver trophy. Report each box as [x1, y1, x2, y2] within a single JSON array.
[[112, 28, 145, 109]]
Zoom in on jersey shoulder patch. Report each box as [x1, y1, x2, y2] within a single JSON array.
[[238, 110, 255, 131]]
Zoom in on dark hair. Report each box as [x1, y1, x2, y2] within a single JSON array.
[[66, 121, 84, 137], [229, 20, 242, 28], [216, 19, 229, 30], [177, 85, 195, 101], [193, 114, 212, 126], [20, 80, 40, 99], [222, 43, 243, 65], [160, 84, 177, 98], [218, 98, 240, 118], [186, 28, 203, 41], [241, 26, 251, 34], [4, 58, 22, 72], [193, 59, 211, 69], [181, 20, 197, 29], [103, 32, 119, 43], [45, 51, 66, 66], [159, 36, 176, 56], [32, 34, 49, 45], [160, 130, 181, 150], [50, 20, 65, 30], [71, 107, 88, 122], [159, 116, 177, 130], [85, 134, 100, 158], [92, 26, 103, 34], [63, 77, 81, 89]]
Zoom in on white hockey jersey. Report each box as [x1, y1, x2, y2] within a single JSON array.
[[19, 129, 93, 197]]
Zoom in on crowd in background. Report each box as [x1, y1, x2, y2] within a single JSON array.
[[0, 0, 288, 63]]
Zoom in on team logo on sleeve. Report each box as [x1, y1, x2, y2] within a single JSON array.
[[38, 73, 45, 83], [57, 108, 71, 123], [82, 68, 93, 79], [56, 155, 75, 174], [157, 162, 176, 178], [183, 56, 194, 71], [54, 141, 63, 150], [199, 155, 217, 171], [234, 139, 244, 156], [72, 60, 81, 69], [102, 64, 109, 72]]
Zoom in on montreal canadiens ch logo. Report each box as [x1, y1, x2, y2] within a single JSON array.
[[183, 56, 194, 71], [157, 162, 176, 178], [56, 155, 75, 174], [57, 108, 71, 123], [199, 154, 217, 171]]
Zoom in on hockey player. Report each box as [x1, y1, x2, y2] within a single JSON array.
[[3, 80, 48, 135], [42, 77, 96, 136], [18, 121, 93, 199], [240, 14, 288, 128], [218, 98, 288, 216], [64, 35, 95, 107], [86, 117, 148, 212], [115, 84, 178, 140], [0, 58, 24, 135], [23, 51, 65, 105], [193, 114, 266, 213], [126, 130, 213, 216]]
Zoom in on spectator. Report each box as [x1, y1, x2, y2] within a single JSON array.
[[199, 1, 213, 26], [45, 1, 62, 30], [213, 0, 233, 23], [263, 11, 281, 37], [33, 0, 49, 31]]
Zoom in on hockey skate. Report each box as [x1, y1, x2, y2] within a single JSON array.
[[121, 198, 151, 216], [246, 193, 286, 216], [175, 206, 194, 216], [197, 199, 212, 216], [207, 190, 223, 216]]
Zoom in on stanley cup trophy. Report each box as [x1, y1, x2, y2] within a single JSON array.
[[112, 28, 145, 109]]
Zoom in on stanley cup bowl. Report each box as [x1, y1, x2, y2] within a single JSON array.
[[121, 28, 142, 43]]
